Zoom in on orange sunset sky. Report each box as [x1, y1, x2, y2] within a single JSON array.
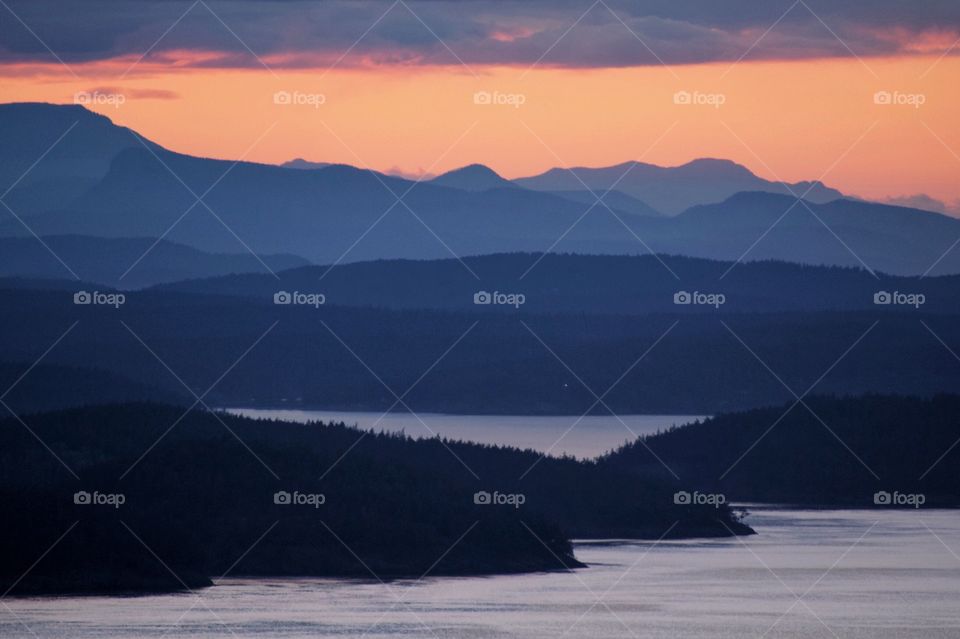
[[1, 1, 958, 209]]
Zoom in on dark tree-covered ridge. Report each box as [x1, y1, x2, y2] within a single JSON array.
[[602, 394, 960, 507], [0, 403, 749, 596]]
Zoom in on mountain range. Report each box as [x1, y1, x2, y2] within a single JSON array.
[[513, 158, 845, 215], [2, 102, 960, 278], [0, 235, 308, 288]]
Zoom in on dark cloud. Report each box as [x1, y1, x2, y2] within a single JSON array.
[[0, 0, 957, 69]]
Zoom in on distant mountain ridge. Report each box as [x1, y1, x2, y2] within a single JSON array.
[[153, 252, 960, 314], [3, 102, 960, 275], [281, 158, 331, 170], [0, 235, 309, 288], [428, 164, 517, 191], [0, 102, 161, 214], [514, 158, 845, 215]]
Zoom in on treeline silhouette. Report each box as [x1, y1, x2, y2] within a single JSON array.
[[156, 252, 960, 315], [602, 394, 960, 506], [0, 403, 749, 595], [1, 284, 959, 415]]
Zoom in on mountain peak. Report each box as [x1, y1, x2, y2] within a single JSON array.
[[429, 164, 515, 192], [677, 157, 757, 179], [282, 158, 331, 170]]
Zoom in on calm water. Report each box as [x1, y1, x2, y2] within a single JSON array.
[[4, 508, 960, 638], [223, 409, 706, 459]]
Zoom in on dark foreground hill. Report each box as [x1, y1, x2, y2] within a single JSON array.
[[602, 394, 960, 507], [0, 403, 749, 595]]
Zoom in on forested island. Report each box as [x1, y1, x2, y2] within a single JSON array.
[[603, 394, 960, 506], [0, 403, 750, 596]]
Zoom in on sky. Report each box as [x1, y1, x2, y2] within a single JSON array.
[[1, 0, 959, 210]]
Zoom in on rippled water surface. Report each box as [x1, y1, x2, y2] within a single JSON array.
[[5, 508, 960, 638]]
